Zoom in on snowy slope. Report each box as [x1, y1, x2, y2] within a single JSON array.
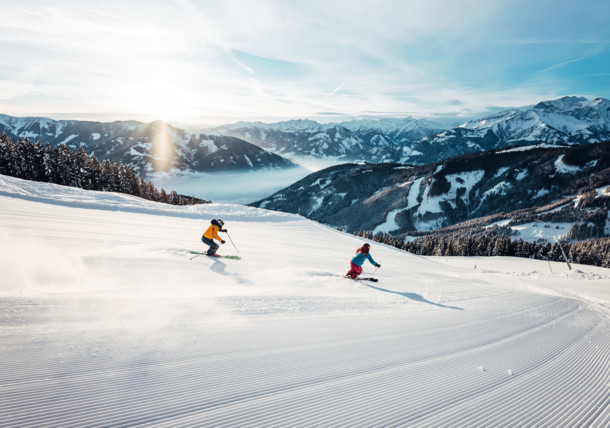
[[1, 175, 610, 427]]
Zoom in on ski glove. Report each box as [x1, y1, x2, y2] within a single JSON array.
[[221, 240, 226, 244], [376, 263, 381, 268]]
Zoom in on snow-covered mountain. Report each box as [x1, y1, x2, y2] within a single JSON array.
[[400, 96, 610, 164], [0, 115, 297, 175], [211, 96, 610, 165], [209, 117, 445, 163], [2, 174, 610, 426], [4, 96, 608, 171], [252, 141, 610, 238]]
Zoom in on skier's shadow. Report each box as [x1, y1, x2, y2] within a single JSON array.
[[364, 283, 463, 310], [210, 259, 249, 284]]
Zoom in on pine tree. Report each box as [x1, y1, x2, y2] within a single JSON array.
[[0, 134, 18, 176], [89, 155, 102, 190], [43, 144, 60, 183], [158, 188, 169, 204], [75, 147, 92, 189], [31, 140, 47, 182], [169, 190, 181, 205], [56, 144, 75, 186]]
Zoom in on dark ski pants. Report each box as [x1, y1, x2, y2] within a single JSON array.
[[202, 236, 219, 256]]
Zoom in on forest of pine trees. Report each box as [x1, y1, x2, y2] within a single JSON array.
[[355, 229, 610, 269], [0, 133, 208, 205]]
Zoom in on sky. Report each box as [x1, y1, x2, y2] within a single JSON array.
[[1, 0, 609, 126]]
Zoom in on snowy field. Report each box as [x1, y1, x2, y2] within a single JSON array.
[[1, 174, 610, 427]]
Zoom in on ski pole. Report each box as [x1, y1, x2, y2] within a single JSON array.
[[226, 231, 240, 254], [364, 266, 379, 277], [190, 251, 206, 261]]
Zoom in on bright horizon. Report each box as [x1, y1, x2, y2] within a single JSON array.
[[1, 0, 609, 126]]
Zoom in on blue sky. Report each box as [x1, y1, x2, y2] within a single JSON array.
[[1, 0, 609, 125]]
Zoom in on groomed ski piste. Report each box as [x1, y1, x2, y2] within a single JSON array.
[[1, 174, 609, 427]]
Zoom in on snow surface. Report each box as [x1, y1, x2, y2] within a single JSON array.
[[497, 144, 564, 154], [197, 138, 219, 154], [403, 170, 485, 231], [510, 222, 573, 242], [484, 219, 573, 243], [554, 154, 581, 174], [1, 175, 610, 427], [373, 208, 403, 235]]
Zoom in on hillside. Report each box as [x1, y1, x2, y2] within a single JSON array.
[[1, 174, 609, 426], [251, 141, 610, 239], [0, 115, 297, 175]]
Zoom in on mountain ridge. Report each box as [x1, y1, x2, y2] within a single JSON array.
[[0, 115, 298, 175], [3, 95, 610, 177], [400, 96, 610, 164], [209, 116, 445, 163], [209, 96, 610, 165]]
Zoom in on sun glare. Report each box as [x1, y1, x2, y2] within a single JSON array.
[[125, 80, 195, 122], [151, 121, 174, 172]]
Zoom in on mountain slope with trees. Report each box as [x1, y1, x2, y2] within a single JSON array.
[[0, 134, 207, 205], [251, 141, 610, 243]]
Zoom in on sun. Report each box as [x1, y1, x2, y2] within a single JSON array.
[[123, 79, 196, 122]]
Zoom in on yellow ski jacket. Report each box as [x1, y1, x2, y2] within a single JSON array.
[[203, 224, 223, 242]]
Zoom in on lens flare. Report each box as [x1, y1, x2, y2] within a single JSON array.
[[151, 121, 175, 172]]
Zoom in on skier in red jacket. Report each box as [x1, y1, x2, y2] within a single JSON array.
[[346, 243, 380, 279]]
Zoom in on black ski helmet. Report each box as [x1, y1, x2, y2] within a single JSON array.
[[217, 219, 225, 227]]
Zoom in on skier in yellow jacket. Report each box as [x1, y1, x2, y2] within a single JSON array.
[[202, 219, 227, 257]]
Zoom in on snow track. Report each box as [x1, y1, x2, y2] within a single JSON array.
[[1, 177, 610, 426], [2, 295, 609, 426]]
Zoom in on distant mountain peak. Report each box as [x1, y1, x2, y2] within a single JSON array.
[[533, 95, 590, 112]]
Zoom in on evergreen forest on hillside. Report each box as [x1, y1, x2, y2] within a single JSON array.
[[0, 134, 208, 205], [355, 229, 610, 269]]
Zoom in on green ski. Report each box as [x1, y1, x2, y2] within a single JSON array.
[[190, 251, 241, 260]]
